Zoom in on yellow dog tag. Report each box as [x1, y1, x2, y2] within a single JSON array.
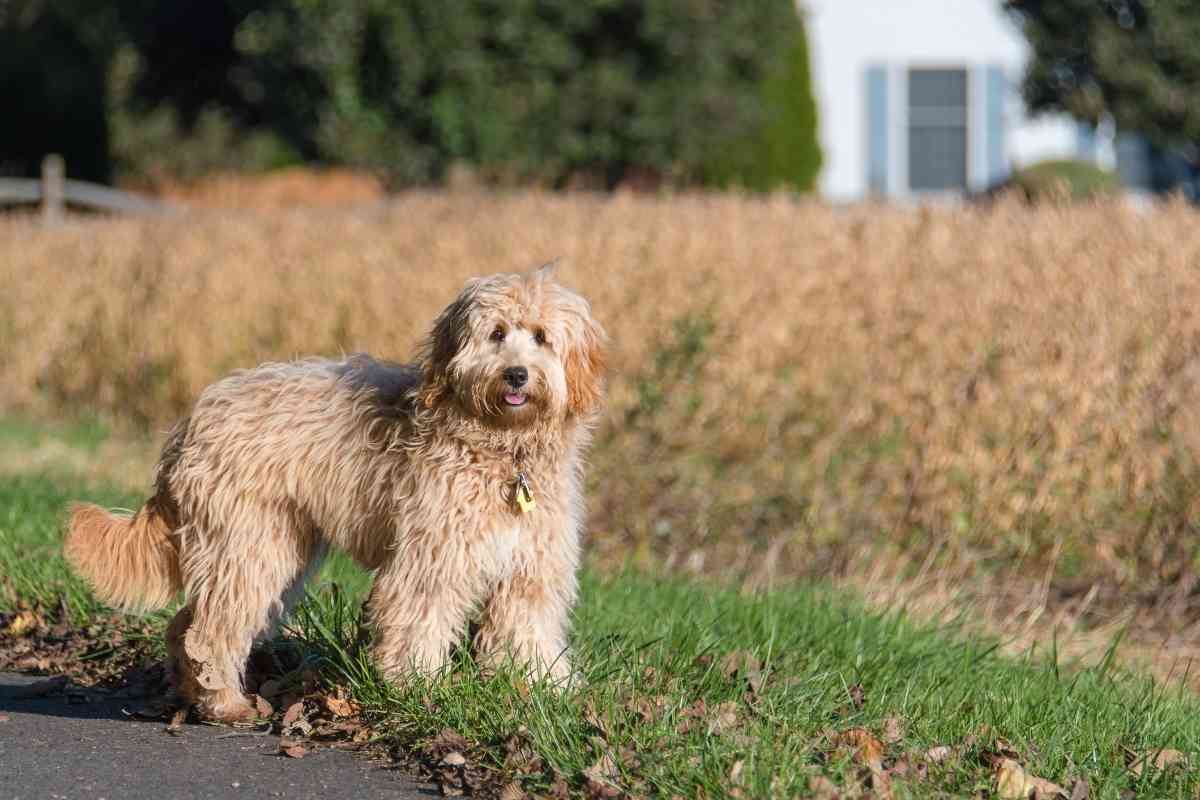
[[516, 472, 536, 513]]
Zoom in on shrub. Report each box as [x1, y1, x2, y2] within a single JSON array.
[[1004, 159, 1120, 202], [227, 0, 812, 188], [704, 19, 822, 193]]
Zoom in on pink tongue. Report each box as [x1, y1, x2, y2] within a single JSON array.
[[505, 393, 526, 406]]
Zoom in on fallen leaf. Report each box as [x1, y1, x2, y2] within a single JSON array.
[[4, 610, 38, 637], [1069, 778, 1090, 800], [428, 728, 470, 756], [253, 694, 273, 717], [871, 768, 894, 800], [729, 759, 745, 784], [584, 745, 620, 783], [326, 719, 366, 735], [674, 698, 708, 734], [706, 701, 742, 735], [165, 708, 187, 736], [498, 781, 527, 800], [282, 701, 305, 727], [281, 743, 308, 759], [1128, 748, 1189, 776], [441, 751, 467, 767], [311, 717, 366, 740], [809, 775, 840, 799], [504, 734, 544, 774], [995, 759, 1030, 799], [626, 694, 668, 725], [993, 737, 1021, 760], [848, 683, 866, 711], [833, 728, 884, 770], [548, 774, 570, 800], [963, 725, 990, 751], [720, 651, 765, 693], [995, 758, 1066, 800], [881, 716, 904, 744], [322, 694, 353, 718], [926, 745, 955, 763], [584, 700, 609, 738]]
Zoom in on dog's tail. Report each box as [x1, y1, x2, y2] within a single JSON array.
[[64, 496, 182, 612]]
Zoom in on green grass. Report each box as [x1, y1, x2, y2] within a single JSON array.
[[0, 473, 138, 620], [2, 422, 1199, 797], [292, 572, 1200, 798], [0, 414, 112, 453]]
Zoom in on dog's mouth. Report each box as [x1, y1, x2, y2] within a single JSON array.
[[503, 391, 528, 408]]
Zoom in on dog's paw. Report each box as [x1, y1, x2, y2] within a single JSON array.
[[198, 692, 263, 725]]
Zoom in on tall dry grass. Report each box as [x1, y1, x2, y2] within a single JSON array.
[[4, 191, 1200, 630]]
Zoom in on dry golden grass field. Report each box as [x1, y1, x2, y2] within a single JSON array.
[[4, 190, 1200, 673]]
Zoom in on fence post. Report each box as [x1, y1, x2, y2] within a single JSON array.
[[41, 154, 64, 225]]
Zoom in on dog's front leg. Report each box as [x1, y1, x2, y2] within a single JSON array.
[[366, 560, 476, 680], [474, 540, 579, 684]]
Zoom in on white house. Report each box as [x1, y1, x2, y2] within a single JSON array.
[[803, 0, 1113, 201]]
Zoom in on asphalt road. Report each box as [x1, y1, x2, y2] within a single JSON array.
[[0, 672, 432, 800]]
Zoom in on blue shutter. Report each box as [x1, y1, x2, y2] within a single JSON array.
[[986, 66, 1008, 184], [1116, 133, 1152, 189], [1075, 123, 1098, 162], [866, 65, 889, 196]]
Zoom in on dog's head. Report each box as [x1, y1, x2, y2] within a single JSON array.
[[417, 266, 606, 427]]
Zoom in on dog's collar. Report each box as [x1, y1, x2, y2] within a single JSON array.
[[510, 447, 536, 514], [515, 471, 536, 513]]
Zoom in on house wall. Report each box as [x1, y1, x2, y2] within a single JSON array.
[[804, 0, 1086, 200]]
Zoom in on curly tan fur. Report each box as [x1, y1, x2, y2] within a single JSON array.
[[64, 268, 605, 722], [64, 500, 182, 612]]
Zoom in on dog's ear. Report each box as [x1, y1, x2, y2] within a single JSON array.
[[564, 309, 606, 418], [417, 280, 479, 408], [530, 258, 561, 281]]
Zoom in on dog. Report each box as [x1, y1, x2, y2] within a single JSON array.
[[64, 266, 605, 722]]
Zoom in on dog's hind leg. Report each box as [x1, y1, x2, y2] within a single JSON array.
[[263, 541, 329, 641], [168, 513, 318, 722]]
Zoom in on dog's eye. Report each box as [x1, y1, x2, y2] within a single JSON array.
[[534, 328, 547, 346], [490, 326, 506, 342]]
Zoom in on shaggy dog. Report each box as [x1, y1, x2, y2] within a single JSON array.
[[64, 267, 605, 722]]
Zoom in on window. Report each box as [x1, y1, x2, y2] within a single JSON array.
[[865, 64, 1007, 198], [907, 68, 968, 191]]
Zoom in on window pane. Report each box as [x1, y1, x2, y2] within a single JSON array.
[[909, 70, 966, 108], [908, 68, 968, 191], [909, 125, 967, 190]]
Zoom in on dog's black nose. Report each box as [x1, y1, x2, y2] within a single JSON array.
[[503, 366, 528, 388]]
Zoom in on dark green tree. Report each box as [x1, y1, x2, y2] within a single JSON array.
[[0, 2, 122, 181], [704, 17, 822, 192], [1005, 0, 1200, 164], [2, 0, 822, 190], [224, 0, 815, 187]]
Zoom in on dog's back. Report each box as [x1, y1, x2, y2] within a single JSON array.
[[65, 356, 419, 612], [334, 353, 422, 417]]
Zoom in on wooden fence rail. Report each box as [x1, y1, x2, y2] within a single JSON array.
[[0, 155, 175, 222]]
